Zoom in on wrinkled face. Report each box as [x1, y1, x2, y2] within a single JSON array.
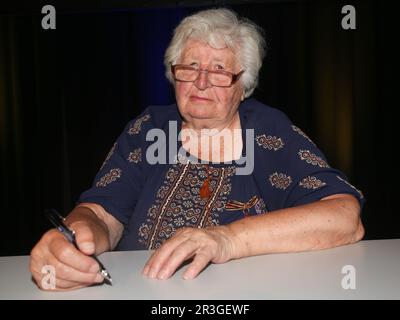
[[175, 39, 244, 128]]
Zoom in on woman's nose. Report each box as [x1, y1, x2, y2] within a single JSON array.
[[194, 70, 211, 90]]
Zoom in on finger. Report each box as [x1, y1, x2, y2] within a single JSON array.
[[32, 269, 81, 290], [34, 273, 87, 291], [71, 222, 96, 255], [143, 235, 188, 278], [31, 266, 46, 288], [48, 236, 99, 273], [29, 248, 46, 276], [54, 279, 90, 291], [30, 250, 60, 288], [32, 265, 100, 291], [157, 240, 198, 280], [46, 252, 104, 284], [182, 252, 211, 280]]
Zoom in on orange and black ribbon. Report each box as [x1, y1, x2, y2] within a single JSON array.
[[225, 195, 259, 216]]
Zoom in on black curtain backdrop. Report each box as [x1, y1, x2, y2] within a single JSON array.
[[0, 0, 397, 256]]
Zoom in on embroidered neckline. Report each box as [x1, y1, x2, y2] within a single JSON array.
[[138, 163, 236, 249]]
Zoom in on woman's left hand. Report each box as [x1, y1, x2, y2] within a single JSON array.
[[142, 226, 239, 280]]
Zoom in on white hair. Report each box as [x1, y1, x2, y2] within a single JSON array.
[[164, 8, 266, 98]]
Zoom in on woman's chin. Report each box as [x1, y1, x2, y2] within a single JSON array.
[[187, 111, 215, 120], [185, 106, 216, 119]]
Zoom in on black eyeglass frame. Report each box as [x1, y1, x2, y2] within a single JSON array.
[[171, 64, 245, 87]]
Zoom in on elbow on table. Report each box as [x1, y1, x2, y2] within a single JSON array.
[[322, 194, 365, 247], [318, 216, 364, 251], [351, 216, 365, 243], [339, 196, 365, 245]]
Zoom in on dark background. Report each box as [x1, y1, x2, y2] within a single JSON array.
[[0, 0, 397, 256]]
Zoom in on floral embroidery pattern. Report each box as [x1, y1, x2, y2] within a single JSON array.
[[100, 142, 117, 171], [255, 134, 284, 151], [255, 198, 267, 214], [298, 149, 329, 168], [269, 172, 292, 190], [138, 164, 236, 249], [292, 125, 316, 145], [299, 176, 326, 189], [128, 114, 150, 135], [96, 168, 122, 187], [336, 176, 364, 199], [172, 152, 191, 165], [128, 148, 142, 163]]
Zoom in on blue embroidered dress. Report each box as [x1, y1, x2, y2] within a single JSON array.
[[78, 98, 365, 250]]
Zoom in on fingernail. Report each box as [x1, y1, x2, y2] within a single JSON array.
[[143, 265, 149, 275], [90, 263, 99, 273], [183, 271, 194, 280], [149, 270, 157, 279], [80, 242, 94, 252], [158, 270, 168, 280], [95, 274, 103, 283]]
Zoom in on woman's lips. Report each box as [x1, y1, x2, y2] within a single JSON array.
[[189, 95, 212, 102]]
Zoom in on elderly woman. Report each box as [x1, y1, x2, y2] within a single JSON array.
[[30, 8, 365, 290]]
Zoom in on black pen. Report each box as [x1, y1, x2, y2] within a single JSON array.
[[45, 208, 113, 285]]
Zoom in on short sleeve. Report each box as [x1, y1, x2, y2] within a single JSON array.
[[77, 111, 153, 225], [282, 119, 364, 208], [255, 109, 365, 211]]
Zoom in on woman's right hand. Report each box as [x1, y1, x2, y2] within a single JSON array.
[[29, 220, 104, 291]]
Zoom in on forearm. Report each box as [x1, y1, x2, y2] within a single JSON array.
[[65, 206, 112, 254], [75, 203, 124, 250], [226, 195, 364, 259]]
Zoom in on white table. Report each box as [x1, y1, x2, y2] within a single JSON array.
[[0, 239, 399, 299]]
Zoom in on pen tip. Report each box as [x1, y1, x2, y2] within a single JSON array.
[[99, 269, 113, 285], [105, 274, 112, 285]]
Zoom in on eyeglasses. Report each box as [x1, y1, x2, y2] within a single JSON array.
[[171, 64, 244, 87]]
